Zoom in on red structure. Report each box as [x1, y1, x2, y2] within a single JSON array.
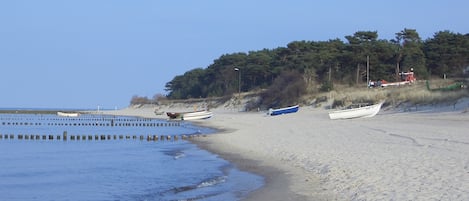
[[400, 68, 416, 83]]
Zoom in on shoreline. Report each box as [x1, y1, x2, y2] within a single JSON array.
[[191, 126, 325, 201], [189, 110, 333, 200], [98, 100, 469, 200], [193, 139, 305, 201]]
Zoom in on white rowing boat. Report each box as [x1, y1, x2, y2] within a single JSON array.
[[167, 110, 213, 120], [328, 101, 384, 120], [57, 111, 80, 117], [181, 110, 213, 120]]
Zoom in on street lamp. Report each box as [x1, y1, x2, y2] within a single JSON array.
[[234, 67, 241, 111], [234, 67, 241, 95]]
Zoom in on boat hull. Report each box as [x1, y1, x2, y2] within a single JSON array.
[[381, 81, 411, 87], [268, 105, 299, 116], [182, 111, 213, 120], [328, 101, 384, 120], [167, 110, 213, 120], [57, 112, 80, 117]]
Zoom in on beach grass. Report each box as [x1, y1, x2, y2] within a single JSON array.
[[322, 80, 468, 106]]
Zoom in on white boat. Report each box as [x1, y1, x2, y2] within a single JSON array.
[[380, 80, 411, 87], [57, 111, 80, 117], [328, 101, 384, 120], [181, 110, 213, 120]]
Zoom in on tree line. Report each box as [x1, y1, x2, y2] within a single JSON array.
[[158, 29, 469, 106]]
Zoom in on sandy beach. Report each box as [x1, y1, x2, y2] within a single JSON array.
[[107, 99, 469, 200]]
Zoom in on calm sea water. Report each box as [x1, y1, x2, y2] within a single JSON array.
[[0, 113, 263, 201]]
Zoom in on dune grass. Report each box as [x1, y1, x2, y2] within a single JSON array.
[[314, 80, 468, 108]]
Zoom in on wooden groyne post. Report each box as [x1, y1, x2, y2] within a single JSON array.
[[1, 132, 206, 142]]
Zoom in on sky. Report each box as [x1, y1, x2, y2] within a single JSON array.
[[1, 0, 468, 109]]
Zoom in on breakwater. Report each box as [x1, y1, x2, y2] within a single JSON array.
[[0, 113, 211, 143], [0, 132, 205, 142], [1, 115, 181, 127]]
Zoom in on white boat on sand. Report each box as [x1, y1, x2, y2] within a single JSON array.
[[167, 110, 213, 120], [328, 101, 384, 120], [57, 111, 80, 117], [182, 110, 213, 120]]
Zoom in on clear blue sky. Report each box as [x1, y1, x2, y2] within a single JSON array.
[[1, 0, 468, 109]]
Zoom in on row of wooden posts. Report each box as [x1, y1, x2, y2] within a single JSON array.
[[1, 121, 181, 127], [0, 132, 205, 142]]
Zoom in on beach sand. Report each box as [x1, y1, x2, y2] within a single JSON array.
[[107, 100, 469, 200], [191, 110, 332, 201]]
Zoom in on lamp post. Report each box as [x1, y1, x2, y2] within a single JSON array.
[[366, 55, 370, 87], [234, 67, 241, 111], [234, 67, 241, 96]]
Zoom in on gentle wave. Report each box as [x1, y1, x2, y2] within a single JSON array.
[[197, 176, 228, 188]]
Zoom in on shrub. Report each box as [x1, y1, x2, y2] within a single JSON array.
[[130, 95, 150, 105], [260, 70, 307, 108], [320, 80, 334, 92]]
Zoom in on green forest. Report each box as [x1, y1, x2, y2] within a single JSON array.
[[130, 29, 469, 108]]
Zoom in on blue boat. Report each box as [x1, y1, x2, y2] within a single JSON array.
[[267, 105, 299, 116]]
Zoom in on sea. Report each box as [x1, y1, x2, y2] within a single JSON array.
[[0, 112, 263, 201]]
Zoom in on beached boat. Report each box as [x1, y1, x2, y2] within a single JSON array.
[[268, 105, 299, 116], [166, 112, 182, 119], [369, 70, 416, 88], [328, 101, 384, 120], [57, 111, 80, 117], [181, 110, 213, 120], [167, 110, 213, 120]]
